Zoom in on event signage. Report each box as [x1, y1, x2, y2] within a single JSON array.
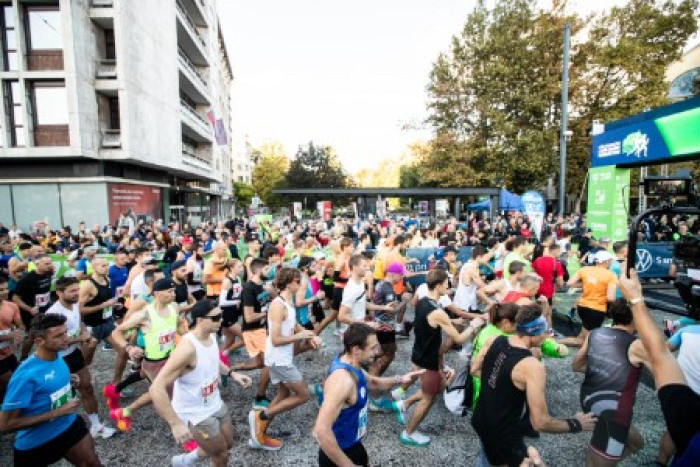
[[521, 191, 545, 240], [107, 183, 163, 226], [587, 166, 630, 243]]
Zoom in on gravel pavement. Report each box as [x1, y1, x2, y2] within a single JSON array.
[[0, 292, 682, 466]]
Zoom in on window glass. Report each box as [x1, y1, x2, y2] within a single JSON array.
[[3, 6, 13, 28], [12, 184, 60, 231], [9, 81, 19, 102], [6, 51, 17, 71], [12, 105, 23, 125], [14, 129, 25, 147], [28, 9, 62, 50], [34, 84, 68, 125]]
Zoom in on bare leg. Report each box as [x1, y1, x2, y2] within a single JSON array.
[[76, 366, 98, 415], [317, 309, 338, 334], [405, 391, 437, 434], [232, 353, 263, 371], [257, 365, 271, 400], [62, 432, 101, 467], [657, 430, 675, 466], [264, 380, 311, 420]]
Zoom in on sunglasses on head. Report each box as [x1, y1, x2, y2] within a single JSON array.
[[200, 313, 222, 322]]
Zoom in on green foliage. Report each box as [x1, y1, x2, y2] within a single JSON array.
[[285, 141, 351, 193], [232, 181, 255, 207], [251, 142, 289, 208]]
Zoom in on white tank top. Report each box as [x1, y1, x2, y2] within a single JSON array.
[[188, 260, 204, 294], [47, 301, 81, 357], [453, 262, 478, 311], [264, 296, 296, 367], [172, 333, 223, 425]]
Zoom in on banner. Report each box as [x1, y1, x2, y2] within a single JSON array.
[[435, 199, 448, 217], [107, 183, 162, 226], [418, 201, 429, 215], [587, 166, 630, 243], [635, 242, 674, 278], [521, 191, 545, 240], [317, 201, 332, 221], [291, 202, 302, 220]]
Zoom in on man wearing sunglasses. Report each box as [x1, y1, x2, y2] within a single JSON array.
[[151, 300, 252, 467]]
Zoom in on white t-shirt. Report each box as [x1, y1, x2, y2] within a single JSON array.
[[130, 273, 148, 303], [415, 283, 452, 308], [47, 301, 81, 357], [340, 278, 367, 332]]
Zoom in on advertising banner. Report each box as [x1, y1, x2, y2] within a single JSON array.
[[291, 202, 302, 220], [521, 191, 545, 240], [587, 166, 630, 243], [107, 183, 162, 225], [634, 242, 674, 278], [317, 201, 332, 221], [418, 201, 429, 215], [435, 199, 448, 217]]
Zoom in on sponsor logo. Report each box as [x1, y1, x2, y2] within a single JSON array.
[[635, 249, 653, 273], [622, 131, 649, 159]]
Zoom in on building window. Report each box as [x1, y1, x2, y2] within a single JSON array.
[[108, 97, 119, 129], [1, 5, 17, 71], [104, 28, 115, 60], [30, 81, 69, 146], [5, 81, 24, 147], [26, 6, 62, 50]]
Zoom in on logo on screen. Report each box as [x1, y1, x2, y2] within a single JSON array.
[[635, 249, 653, 273], [622, 131, 649, 159]]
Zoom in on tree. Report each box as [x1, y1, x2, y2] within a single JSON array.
[[285, 141, 351, 190], [233, 181, 254, 208], [251, 142, 289, 208]]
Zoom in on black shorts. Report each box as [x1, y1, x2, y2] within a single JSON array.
[[13, 416, 89, 467], [577, 306, 606, 331], [20, 310, 34, 331], [62, 349, 85, 374], [588, 409, 631, 461], [221, 305, 241, 328], [319, 442, 368, 467], [192, 289, 206, 301], [302, 321, 315, 331], [377, 330, 396, 346], [312, 301, 325, 323], [0, 354, 19, 375], [658, 384, 700, 458], [332, 287, 344, 311]]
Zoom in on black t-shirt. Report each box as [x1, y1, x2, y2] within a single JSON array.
[[174, 280, 189, 305], [162, 246, 180, 264], [15, 271, 53, 313], [411, 297, 442, 371], [228, 244, 239, 260], [240, 281, 270, 331]]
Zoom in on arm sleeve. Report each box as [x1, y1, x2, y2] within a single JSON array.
[[668, 329, 684, 348]]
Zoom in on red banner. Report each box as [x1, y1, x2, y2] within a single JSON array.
[[107, 183, 162, 225]]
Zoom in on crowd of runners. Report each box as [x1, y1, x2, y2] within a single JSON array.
[[0, 211, 698, 466]]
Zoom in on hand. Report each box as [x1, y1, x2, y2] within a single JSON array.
[[127, 346, 144, 360], [469, 317, 486, 330], [54, 399, 80, 417], [316, 291, 325, 300], [519, 446, 544, 466], [574, 412, 597, 431], [30, 307, 39, 316], [299, 329, 316, 340], [232, 372, 252, 388], [9, 329, 24, 343], [537, 295, 548, 305], [309, 336, 322, 349], [530, 348, 543, 359], [399, 369, 426, 384], [367, 321, 381, 330], [171, 422, 193, 445], [70, 373, 80, 388], [618, 266, 643, 301], [104, 298, 118, 308]]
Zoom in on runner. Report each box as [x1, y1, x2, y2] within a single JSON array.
[[12, 254, 54, 360], [219, 258, 245, 358], [78, 257, 119, 365], [203, 241, 228, 301], [249, 267, 321, 451], [471, 304, 596, 466], [150, 300, 252, 467], [559, 251, 617, 347], [124, 248, 158, 305], [477, 260, 526, 308], [572, 298, 648, 466], [47, 277, 116, 440], [531, 242, 564, 304], [0, 276, 23, 399], [7, 242, 31, 298], [399, 268, 485, 447], [171, 259, 196, 315], [109, 278, 183, 431], [503, 237, 532, 279], [0, 313, 101, 466], [313, 323, 424, 466], [453, 246, 489, 317], [318, 237, 354, 334], [185, 242, 205, 300], [295, 256, 325, 333]]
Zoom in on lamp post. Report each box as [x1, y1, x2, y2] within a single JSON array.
[[559, 22, 571, 215]]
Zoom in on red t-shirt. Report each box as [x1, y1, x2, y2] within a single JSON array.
[[532, 255, 564, 299], [502, 290, 530, 303]]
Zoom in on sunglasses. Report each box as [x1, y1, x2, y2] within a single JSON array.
[[200, 313, 223, 322]]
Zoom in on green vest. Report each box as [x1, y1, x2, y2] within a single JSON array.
[[143, 303, 178, 360]]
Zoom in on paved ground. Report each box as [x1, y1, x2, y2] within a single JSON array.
[[0, 291, 684, 466]]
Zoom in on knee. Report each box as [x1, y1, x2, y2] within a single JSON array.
[[298, 387, 311, 404]]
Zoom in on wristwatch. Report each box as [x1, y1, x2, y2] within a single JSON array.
[[629, 297, 643, 305]]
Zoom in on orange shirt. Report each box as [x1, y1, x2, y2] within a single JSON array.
[[0, 300, 21, 359], [577, 266, 617, 313], [203, 259, 227, 297]]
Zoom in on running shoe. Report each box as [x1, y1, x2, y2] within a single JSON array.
[[219, 351, 228, 366], [248, 410, 270, 446], [171, 453, 195, 467], [252, 398, 270, 410], [182, 439, 199, 452], [109, 408, 132, 432], [103, 384, 121, 410], [399, 429, 431, 447], [391, 386, 406, 401], [369, 397, 395, 413], [90, 423, 117, 439], [248, 437, 283, 451], [309, 383, 324, 405], [395, 400, 408, 425]]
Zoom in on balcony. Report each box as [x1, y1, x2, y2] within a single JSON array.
[[180, 100, 211, 142], [27, 50, 63, 71], [91, 0, 113, 6], [180, 0, 208, 27], [89, 0, 114, 28], [101, 129, 121, 148], [96, 59, 117, 79], [176, 1, 208, 66], [178, 51, 209, 104]]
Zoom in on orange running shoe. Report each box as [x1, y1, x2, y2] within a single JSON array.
[[248, 436, 283, 451], [103, 384, 120, 410], [109, 408, 132, 432]]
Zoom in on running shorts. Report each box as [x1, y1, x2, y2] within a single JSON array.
[[189, 404, 229, 439], [0, 354, 19, 375], [221, 305, 241, 328], [90, 318, 116, 341], [332, 287, 344, 311], [577, 306, 606, 331], [13, 416, 88, 467], [62, 349, 85, 374], [242, 328, 267, 358], [419, 368, 445, 396], [588, 409, 631, 461], [319, 441, 368, 467], [268, 364, 303, 385], [658, 384, 700, 458]]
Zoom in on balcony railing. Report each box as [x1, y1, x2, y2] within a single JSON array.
[[178, 50, 207, 88], [96, 59, 117, 79], [180, 99, 211, 133], [101, 129, 121, 148], [176, 1, 206, 49], [91, 0, 114, 6]]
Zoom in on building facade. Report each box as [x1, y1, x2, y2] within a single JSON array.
[[0, 0, 234, 230], [667, 42, 700, 102]]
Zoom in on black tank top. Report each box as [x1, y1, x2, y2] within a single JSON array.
[[580, 327, 640, 419], [84, 277, 113, 326], [411, 297, 442, 371], [221, 275, 241, 313], [471, 336, 532, 466], [174, 280, 189, 305]]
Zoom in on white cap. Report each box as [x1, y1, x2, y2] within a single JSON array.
[[595, 251, 614, 263]]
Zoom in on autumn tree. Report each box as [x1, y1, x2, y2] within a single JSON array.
[[251, 141, 289, 208], [284, 142, 351, 204]]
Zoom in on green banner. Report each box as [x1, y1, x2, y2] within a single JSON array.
[[587, 166, 630, 243]]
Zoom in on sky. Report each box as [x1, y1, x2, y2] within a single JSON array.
[[217, 0, 692, 174]]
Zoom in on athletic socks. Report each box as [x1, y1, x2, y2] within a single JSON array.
[[88, 412, 101, 428], [115, 372, 144, 393]]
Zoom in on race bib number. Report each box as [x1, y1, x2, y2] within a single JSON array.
[[115, 286, 125, 298], [102, 307, 113, 320], [50, 383, 72, 410], [232, 283, 242, 299], [35, 292, 50, 308], [0, 329, 9, 350], [193, 269, 203, 282], [67, 328, 80, 340], [201, 377, 220, 405], [357, 402, 368, 440], [158, 330, 176, 352]]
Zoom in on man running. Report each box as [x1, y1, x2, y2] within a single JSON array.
[[151, 300, 252, 466], [48, 277, 116, 440], [171, 259, 196, 315], [572, 298, 648, 466], [503, 237, 532, 279], [0, 276, 23, 398], [477, 260, 526, 308], [79, 257, 119, 364], [13, 254, 54, 360], [249, 267, 320, 451], [399, 268, 485, 447], [313, 323, 423, 466], [318, 237, 354, 334], [453, 246, 489, 316], [0, 313, 101, 466], [110, 278, 183, 431], [471, 304, 597, 466]]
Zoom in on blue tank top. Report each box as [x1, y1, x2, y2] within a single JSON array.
[[327, 357, 368, 450], [295, 276, 312, 325]]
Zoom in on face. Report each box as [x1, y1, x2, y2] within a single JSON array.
[[233, 261, 244, 276], [94, 259, 109, 276], [0, 282, 8, 301], [114, 253, 127, 267], [155, 288, 175, 304], [357, 334, 381, 367], [38, 324, 69, 352], [352, 259, 366, 277], [259, 265, 271, 280], [174, 266, 188, 281], [199, 307, 223, 333], [59, 284, 80, 304], [37, 257, 54, 274]]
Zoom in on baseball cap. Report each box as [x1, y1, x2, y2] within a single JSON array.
[[171, 259, 187, 270], [594, 251, 614, 263], [245, 233, 259, 243], [190, 299, 218, 325], [385, 263, 407, 275], [152, 278, 175, 292]]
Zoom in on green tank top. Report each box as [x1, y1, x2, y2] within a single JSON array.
[[143, 303, 178, 360]]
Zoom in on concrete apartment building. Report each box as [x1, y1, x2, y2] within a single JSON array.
[[0, 0, 234, 230]]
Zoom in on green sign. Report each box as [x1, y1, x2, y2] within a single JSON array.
[[587, 166, 630, 243]]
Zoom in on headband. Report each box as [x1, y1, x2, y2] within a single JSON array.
[[516, 315, 548, 337]]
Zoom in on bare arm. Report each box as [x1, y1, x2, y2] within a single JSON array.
[[79, 281, 115, 315], [566, 269, 581, 288], [312, 372, 357, 467], [428, 308, 482, 345], [12, 295, 35, 315], [268, 301, 313, 346], [111, 308, 148, 351], [571, 334, 590, 373], [243, 305, 266, 325], [0, 402, 80, 435]]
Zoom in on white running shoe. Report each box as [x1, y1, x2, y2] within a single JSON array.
[[90, 424, 117, 439], [171, 453, 195, 466], [399, 429, 431, 447], [391, 386, 406, 401], [395, 400, 408, 425]]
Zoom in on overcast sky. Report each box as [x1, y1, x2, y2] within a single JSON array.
[[218, 0, 692, 174]]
